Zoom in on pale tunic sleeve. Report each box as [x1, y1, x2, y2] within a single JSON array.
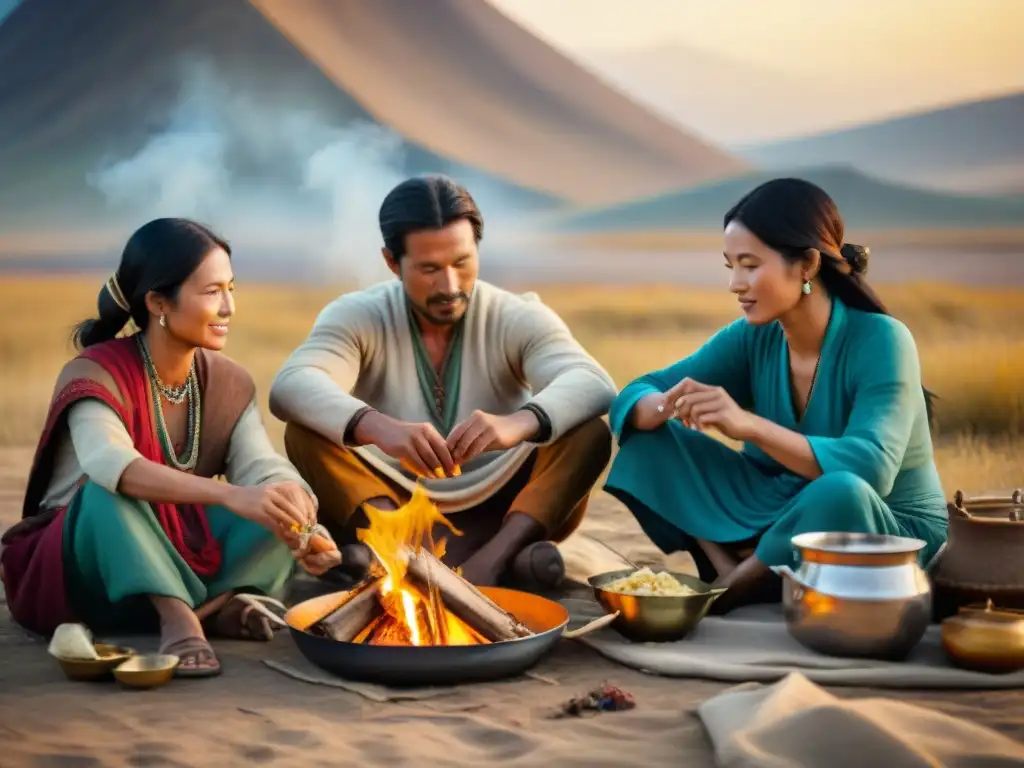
[[66, 399, 143, 493], [224, 401, 316, 503], [503, 299, 617, 443], [268, 295, 371, 446]]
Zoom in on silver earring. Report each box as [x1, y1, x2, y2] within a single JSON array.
[[802, 281, 812, 295], [159, 314, 166, 328]]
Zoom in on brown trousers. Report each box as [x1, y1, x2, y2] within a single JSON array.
[[284, 417, 612, 567]]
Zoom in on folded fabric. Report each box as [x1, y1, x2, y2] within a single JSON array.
[[698, 672, 1024, 767]]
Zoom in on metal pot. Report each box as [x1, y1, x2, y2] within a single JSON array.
[[941, 599, 1024, 674], [283, 586, 615, 687], [777, 532, 932, 660], [588, 569, 725, 642]]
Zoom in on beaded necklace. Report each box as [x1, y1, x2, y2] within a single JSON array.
[[136, 334, 201, 472]]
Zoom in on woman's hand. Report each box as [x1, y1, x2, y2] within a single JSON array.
[[672, 378, 755, 441], [296, 548, 342, 576], [223, 482, 316, 543], [289, 523, 342, 576]]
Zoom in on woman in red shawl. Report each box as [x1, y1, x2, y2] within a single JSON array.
[[0, 219, 340, 677]]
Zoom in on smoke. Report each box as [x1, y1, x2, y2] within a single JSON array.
[[85, 59, 414, 285], [89, 132, 230, 218], [304, 123, 406, 287]]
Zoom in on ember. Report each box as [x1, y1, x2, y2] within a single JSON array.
[[554, 684, 637, 718], [311, 486, 535, 646]]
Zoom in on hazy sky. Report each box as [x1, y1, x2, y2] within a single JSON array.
[[490, 0, 1024, 127], [1, 0, 1018, 141]]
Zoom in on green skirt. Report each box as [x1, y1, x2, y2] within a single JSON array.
[[62, 481, 296, 632]]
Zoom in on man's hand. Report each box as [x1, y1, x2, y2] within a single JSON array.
[[446, 410, 540, 466], [352, 411, 457, 478]]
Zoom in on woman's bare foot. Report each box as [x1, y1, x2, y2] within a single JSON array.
[[708, 555, 779, 615], [697, 538, 741, 580], [150, 595, 220, 677]]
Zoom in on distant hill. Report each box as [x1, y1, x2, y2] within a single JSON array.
[[0, 0, 748, 248], [738, 93, 1024, 195], [553, 167, 1024, 232]]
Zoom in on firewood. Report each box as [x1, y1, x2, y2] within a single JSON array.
[[312, 576, 385, 642], [403, 548, 534, 641]]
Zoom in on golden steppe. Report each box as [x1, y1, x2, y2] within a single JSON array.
[[1, 276, 1020, 494]]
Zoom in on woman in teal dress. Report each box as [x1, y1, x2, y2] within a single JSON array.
[[604, 178, 948, 613], [1, 219, 341, 676]]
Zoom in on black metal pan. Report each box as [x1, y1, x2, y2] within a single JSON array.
[[283, 586, 614, 687]]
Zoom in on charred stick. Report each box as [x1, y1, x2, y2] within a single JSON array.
[[404, 548, 534, 641], [312, 576, 385, 642]]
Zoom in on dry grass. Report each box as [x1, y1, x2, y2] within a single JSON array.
[[1, 275, 1020, 495]]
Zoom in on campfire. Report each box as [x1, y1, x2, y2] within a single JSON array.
[[310, 486, 535, 646]]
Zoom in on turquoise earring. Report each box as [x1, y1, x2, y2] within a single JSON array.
[[802, 280, 812, 295]]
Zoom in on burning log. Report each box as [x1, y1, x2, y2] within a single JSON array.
[[305, 487, 537, 647], [404, 548, 534, 642], [311, 576, 385, 642]]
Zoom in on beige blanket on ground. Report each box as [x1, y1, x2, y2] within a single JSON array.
[[565, 599, 1024, 690], [698, 673, 1024, 767]]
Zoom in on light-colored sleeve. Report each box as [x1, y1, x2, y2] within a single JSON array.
[[268, 296, 371, 445], [507, 300, 618, 443], [806, 318, 920, 497], [224, 401, 315, 499], [609, 320, 752, 442], [66, 400, 142, 493]]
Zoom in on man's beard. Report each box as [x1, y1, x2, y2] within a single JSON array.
[[411, 290, 471, 325]]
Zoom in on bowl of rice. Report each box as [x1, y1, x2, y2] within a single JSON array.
[[588, 567, 726, 642]]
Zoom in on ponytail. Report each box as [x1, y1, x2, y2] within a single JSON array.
[[71, 280, 134, 350]]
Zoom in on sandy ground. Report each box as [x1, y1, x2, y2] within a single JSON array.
[[1, 446, 1022, 767]]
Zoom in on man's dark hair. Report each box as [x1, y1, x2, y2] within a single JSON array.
[[378, 174, 484, 258]]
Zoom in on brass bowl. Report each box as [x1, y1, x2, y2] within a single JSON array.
[[941, 600, 1024, 673], [55, 643, 135, 681], [588, 569, 726, 642], [113, 654, 179, 688]]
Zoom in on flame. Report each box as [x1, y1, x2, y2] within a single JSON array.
[[355, 485, 489, 646]]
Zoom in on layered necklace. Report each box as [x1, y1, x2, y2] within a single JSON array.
[[136, 334, 201, 472]]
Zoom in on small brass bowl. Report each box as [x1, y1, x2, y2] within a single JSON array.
[[588, 569, 726, 642], [113, 654, 179, 689], [55, 644, 135, 681], [942, 600, 1024, 674]]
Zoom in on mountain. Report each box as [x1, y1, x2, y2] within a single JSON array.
[[738, 93, 1024, 195], [0, 0, 748, 259], [553, 166, 1024, 233], [253, 0, 747, 203]]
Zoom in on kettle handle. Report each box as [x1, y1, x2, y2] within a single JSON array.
[[952, 488, 1023, 520]]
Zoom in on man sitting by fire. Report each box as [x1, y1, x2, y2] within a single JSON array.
[[269, 174, 616, 590]]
